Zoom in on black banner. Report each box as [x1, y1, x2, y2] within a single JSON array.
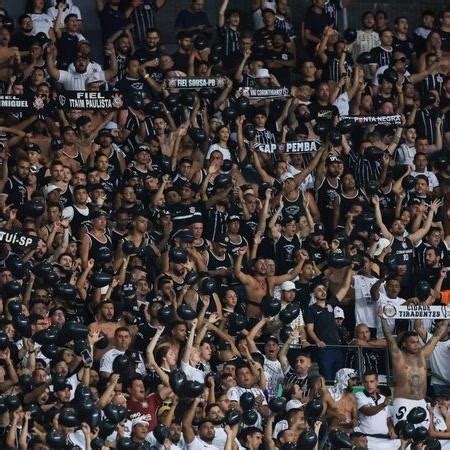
[[167, 77, 225, 89], [0, 95, 47, 113], [57, 91, 124, 110], [341, 114, 402, 126], [0, 229, 38, 248], [256, 140, 320, 154], [239, 86, 290, 99]]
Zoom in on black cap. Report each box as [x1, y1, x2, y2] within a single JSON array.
[[136, 144, 151, 154], [326, 155, 342, 165], [91, 209, 109, 219], [174, 229, 195, 243], [51, 138, 64, 150], [53, 379, 72, 392], [25, 143, 41, 153], [312, 223, 325, 236], [97, 128, 112, 138], [214, 235, 229, 247]]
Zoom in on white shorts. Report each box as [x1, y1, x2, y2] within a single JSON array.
[[392, 398, 430, 428], [367, 437, 400, 450]]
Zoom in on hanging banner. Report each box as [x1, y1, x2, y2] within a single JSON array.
[[0, 95, 47, 113], [57, 91, 124, 110], [256, 140, 320, 154], [0, 229, 38, 249], [167, 77, 225, 89], [239, 86, 290, 99], [341, 115, 402, 126], [382, 304, 449, 319]]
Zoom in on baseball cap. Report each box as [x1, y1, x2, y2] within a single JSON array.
[[280, 172, 294, 182], [86, 72, 105, 86], [281, 281, 296, 291], [286, 399, 303, 411], [373, 238, 391, 256], [97, 128, 112, 138], [255, 68, 270, 79], [334, 306, 345, 319], [25, 143, 41, 153], [51, 137, 64, 150], [44, 184, 61, 196], [174, 229, 195, 243], [214, 235, 230, 247], [53, 379, 72, 392], [131, 417, 148, 427], [136, 144, 151, 154], [104, 121, 119, 130], [91, 209, 109, 219], [312, 223, 325, 236], [326, 155, 342, 165]]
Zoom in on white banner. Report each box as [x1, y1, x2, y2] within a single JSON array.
[[382, 304, 450, 320], [256, 140, 320, 154]]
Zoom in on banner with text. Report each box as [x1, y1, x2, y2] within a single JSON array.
[[0, 95, 47, 113], [0, 229, 38, 249], [341, 114, 402, 126], [167, 77, 225, 89], [239, 86, 290, 99], [58, 92, 124, 110], [256, 140, 320, 154], [382, 304, 449, 320]]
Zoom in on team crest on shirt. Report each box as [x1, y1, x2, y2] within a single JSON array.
[[32, 96, 45, 110]]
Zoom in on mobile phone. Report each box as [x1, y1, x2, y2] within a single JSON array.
[[81, 349, 93, 366]]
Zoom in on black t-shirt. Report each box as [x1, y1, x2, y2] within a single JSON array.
[[98, 5, 127, 43], [304, 296, 341, 345], [10, 32, 34, 52], [308, 101, 339, 123], [171, 51, 189, 73], [264, 48, 293, 86], [303, 7, 334, 40], [393, 36, 415, 59], [439, 29, 450, 53]]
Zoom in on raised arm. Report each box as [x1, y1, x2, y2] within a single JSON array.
[[378, 308, 401, 354], [372, 195, 393, 240], [421, 319, 448, 358], [182, 397, 202, 444], [409, 198, 441, 244], [182, 319, 198, 364], [146, 326, 170, 387]]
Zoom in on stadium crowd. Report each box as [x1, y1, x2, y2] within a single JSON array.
[[0, 0, 448, 448]]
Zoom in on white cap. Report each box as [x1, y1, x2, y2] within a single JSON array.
[[255, 68, 270, 79], [373, 238, 391, 256], [280, 172, 294, 182], [281, 281, 296, 291], [86, 72, 105, 86], [131, 417, 148, 427], [334, 306, 345, 319], [44, 184, 61, 196], [286, 399, 303, 411], [104, 121, 118, 130]]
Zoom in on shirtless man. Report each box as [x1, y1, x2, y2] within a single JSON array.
[[327, 368, 359, 431], [234, 248, 307, 319], [380, 312, 448, 428]]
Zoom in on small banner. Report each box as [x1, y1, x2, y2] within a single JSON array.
[[382, 304, 449, 320], [239, 86, 290, 99], [0, 229, 38, 248], [256, 140, 320, 154], [0, 95, 47, 113], [167, 77, 225, 89], [341, 114, 402, 126], [57, 92, 124, 110]]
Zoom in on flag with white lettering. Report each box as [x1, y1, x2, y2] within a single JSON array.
[[341, 115, 402, 126], [0, 229, 38, 249], [0, 95, 47, 113], [57, 92, 124, 110], [239, 87, 290, 99], [256, 140, 320, 154], [382, 304, 449, 320], [167, 77, 225, 89]]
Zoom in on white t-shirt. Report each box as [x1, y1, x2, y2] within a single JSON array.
[[181, 360, 206, 383], [333, 91, 350, 117], [47, 5, 82, 27], [355, 391, 389, 434], [187, 437, 219, 450], [411, 169, 439, 190], [397, 144, 416, 166], [99, 348, 146, 376], [58, 69, 106, 91], [426, 332, 450, 386], [263, 356, 284, 399], [376, 293, 405, 339], [373, 65, 410, 87], [206, 144, 231, 161], [353, 275, 378, 328], [30, 12, 53, 36]]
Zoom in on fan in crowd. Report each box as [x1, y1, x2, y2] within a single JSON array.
[[0, 0, 448, 449]]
